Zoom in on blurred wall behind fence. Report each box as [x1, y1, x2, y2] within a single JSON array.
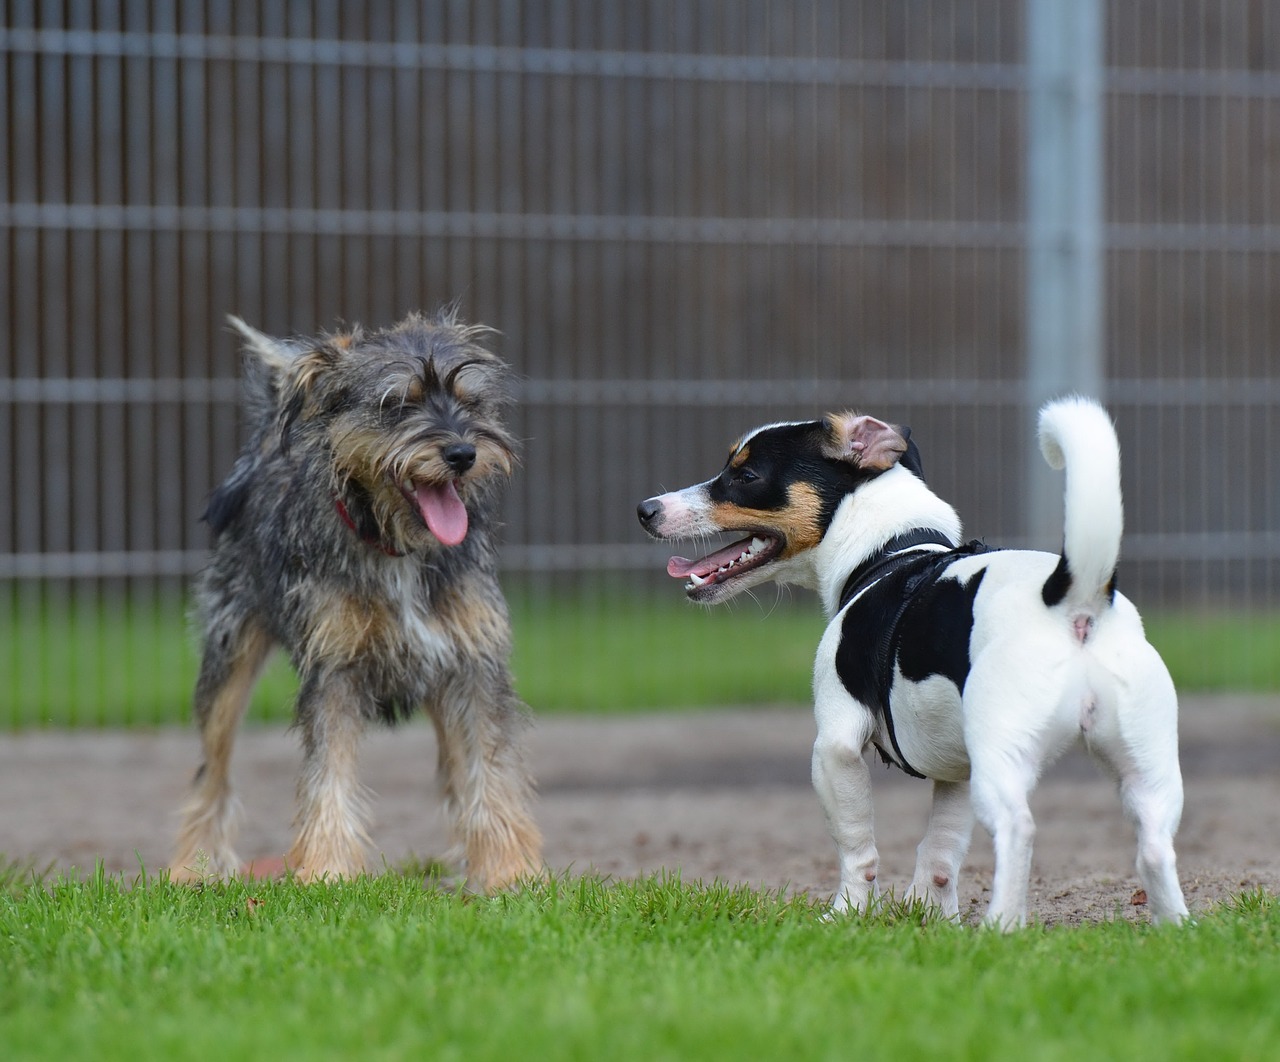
[[3, 1, 1279, 724]]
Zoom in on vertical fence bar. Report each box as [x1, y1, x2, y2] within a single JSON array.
[[1024, 0, 1105, 549]]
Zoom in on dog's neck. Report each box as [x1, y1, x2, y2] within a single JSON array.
[[333, 491, 406, 558], [815, 466, 963, 617]]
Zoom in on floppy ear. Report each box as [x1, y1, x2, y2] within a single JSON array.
[[822, 412, 910, 471]]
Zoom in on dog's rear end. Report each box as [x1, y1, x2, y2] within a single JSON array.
[[961, 397, 1188, 927]]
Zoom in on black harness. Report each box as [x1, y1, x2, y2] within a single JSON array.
[[836, 530, 994, 779]]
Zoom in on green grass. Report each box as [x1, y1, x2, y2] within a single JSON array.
[[1, 866, 1277, 1061], [0, 581, 822, 727], [4, 580, 1280, 727]]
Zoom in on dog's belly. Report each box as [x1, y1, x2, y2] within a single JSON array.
[[887, 673, 970, 781]]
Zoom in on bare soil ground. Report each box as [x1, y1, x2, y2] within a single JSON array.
[[3, 695, 1277, 926]]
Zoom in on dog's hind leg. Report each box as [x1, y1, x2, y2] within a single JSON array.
[[964, 655, 1058, 930], [970, 762, 1038, 931], [1118, 770, 1189, 924], [906, 780, 973, 918], [287, 670, 374, 881], [1088, 650, 1190, 924], [812, 726, 880, 914], [171, 615, 273, 881], [429, 672, 542, 893]]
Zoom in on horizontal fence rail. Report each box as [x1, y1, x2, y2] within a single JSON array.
[[6, 26, 1280, 98], [8, 376, 1280, 407], [7, 204, 1280, 254]]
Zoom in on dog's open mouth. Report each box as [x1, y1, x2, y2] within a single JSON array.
[[666, 534, 782, 598], [401, 480, 469, 546]]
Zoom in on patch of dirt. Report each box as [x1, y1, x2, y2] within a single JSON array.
[[3, 695, 1277, 926]]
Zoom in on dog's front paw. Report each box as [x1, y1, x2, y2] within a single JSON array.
[[824, 879, 877, 921], [906, 873, 960, 919]]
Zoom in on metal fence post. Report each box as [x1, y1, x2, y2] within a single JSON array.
[[1025, 0, 1105, 549]]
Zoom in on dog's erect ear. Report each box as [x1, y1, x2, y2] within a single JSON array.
[[822, 412, 910, 471], [227, 316, 303, 375], [228, 317, 345, 449]]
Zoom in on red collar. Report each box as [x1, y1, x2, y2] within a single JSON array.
[[334, 496, 404, 557]]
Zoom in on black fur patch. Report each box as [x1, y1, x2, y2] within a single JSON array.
[[899, 433, 926, 481], [1041, 552, 1118, 607], [896, 567, 987, 690], [1041, 553, 1071, 607], [709, 421, 883, 530], [836, 547, 989, 777], [203, 455, 256, 535]]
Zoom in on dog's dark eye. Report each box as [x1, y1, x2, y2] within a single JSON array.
[[733, 468, 758, 484]]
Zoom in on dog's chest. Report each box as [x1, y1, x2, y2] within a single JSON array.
[[305, 568, 460, 680], [379, 565, 511, 672], [832, 556, 988, 778]]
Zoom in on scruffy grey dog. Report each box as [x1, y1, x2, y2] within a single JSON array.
[[170, 309, 542, 889]]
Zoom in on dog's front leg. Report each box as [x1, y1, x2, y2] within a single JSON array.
[[429, 673, 542, 893], [287, 669, 373, 881], [906, 780, 973, 918], [171, 615, 274, 882], [812, 731, 879, 914]]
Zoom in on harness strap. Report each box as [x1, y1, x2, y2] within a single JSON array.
[[838, 531, 994, 780], [837, 528, 957, 611]]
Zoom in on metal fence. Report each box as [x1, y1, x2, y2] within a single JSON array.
[[3, 1, 1279, 722]]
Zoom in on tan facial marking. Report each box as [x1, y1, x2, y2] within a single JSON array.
[[401, 375, 425, 405], [288, 348, 335, 408], [708, 481, 824, 558]]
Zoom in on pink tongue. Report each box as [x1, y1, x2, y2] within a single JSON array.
[[415, 481, 469, 546], [666, 538, 753, 579]]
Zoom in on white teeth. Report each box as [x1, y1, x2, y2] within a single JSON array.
[[690, 537, 772, 589]]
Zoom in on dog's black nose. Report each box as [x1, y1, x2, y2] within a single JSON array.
[[636, 498, 661, 527], [443, 442, 477, 473]]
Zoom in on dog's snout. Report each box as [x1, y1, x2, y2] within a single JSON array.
[[443, 442, 477, 473], [637, 497, 662, 528]]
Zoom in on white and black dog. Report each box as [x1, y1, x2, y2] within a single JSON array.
[[637, 396, 1189, 928]]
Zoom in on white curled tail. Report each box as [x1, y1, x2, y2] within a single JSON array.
[[1037, 396, 1123, 609]]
